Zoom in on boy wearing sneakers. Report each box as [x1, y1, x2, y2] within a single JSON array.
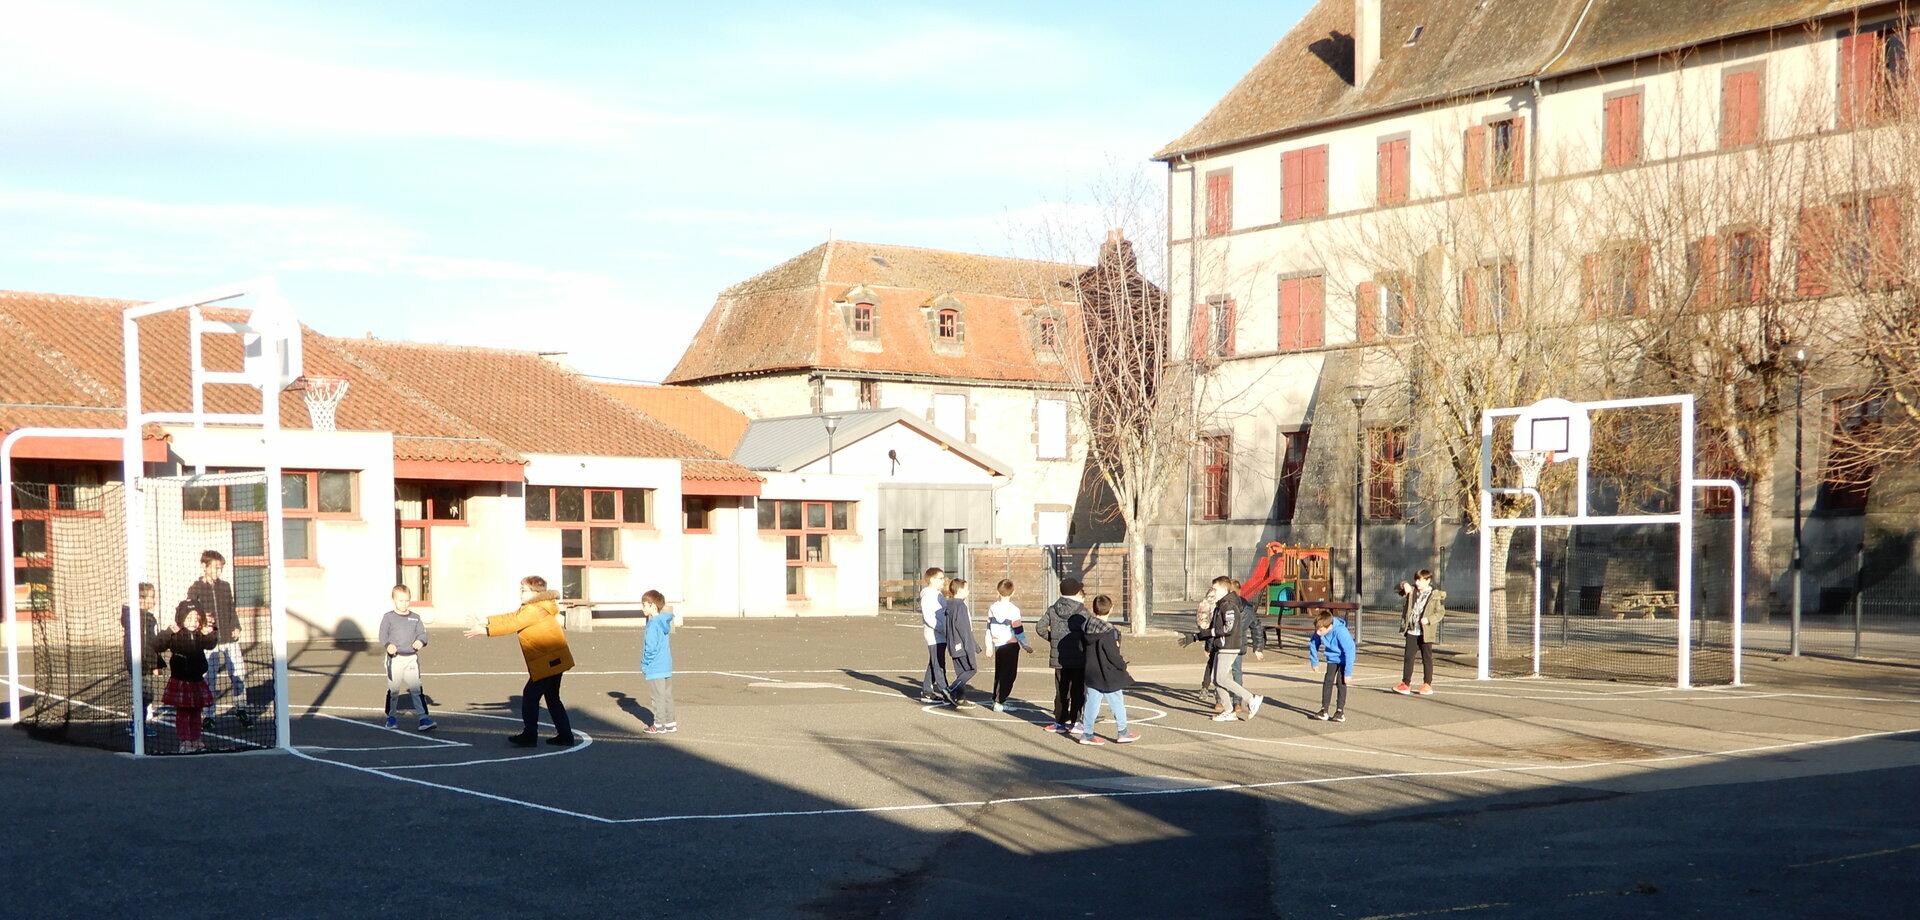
[[918, 568, 950, 704], [379, 584, 435, 731], [1393, 570, 1446, 695], [639, 590, 678, 734], [1309, 612, 1357, 722], [1073, 595, 1139, 745], [1195, 576, 1261, 721]]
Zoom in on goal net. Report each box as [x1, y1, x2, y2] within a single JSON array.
[[16, 471, 282, 753]]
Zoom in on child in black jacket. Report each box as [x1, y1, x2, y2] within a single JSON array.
[[159, 601, 218, 753], [1073, 596, 1138, 745]]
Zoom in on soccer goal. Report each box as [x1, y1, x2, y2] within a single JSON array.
[[3, 279, 303, 754], [1477, 395, 1746, 688]]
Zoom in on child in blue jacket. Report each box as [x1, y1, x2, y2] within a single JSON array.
[[1308, 612, 1356, 723], [640, 590, 678, 734]]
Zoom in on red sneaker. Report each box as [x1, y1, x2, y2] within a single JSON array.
[[1418, 683, 1434, 695], [1392, 682, 1412, 695]]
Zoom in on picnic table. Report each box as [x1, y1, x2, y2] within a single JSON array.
[[1613, 590, 1679, 619]]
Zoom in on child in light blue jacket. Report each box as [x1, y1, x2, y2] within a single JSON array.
[[1308, 612, 1356, 723], [640, 590, 678, 734]]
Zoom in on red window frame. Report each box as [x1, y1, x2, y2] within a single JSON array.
[[1583, 245, 1652, 317], [1837, 24, 1916, 128], [936, 308, 958, 339], [1466, 118, 1526, 190], [1208, 296, 1236, 356], [1200, 435, 1231, 520], [1038, 316, 1059, 348], [852, 303, 875, 335], [395, 481, 469, 606], [1462, 260, 1519, 332], [758, 499, 854, 599], [8, 464, 109, 621], [1278, 275, 1325, 351], [858, 379, 879, 410]]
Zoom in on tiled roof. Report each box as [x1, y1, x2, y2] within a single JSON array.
[[1155, 0, 1863, 159], [594, 382, 752, 456], [664, 240, 1087, 386]]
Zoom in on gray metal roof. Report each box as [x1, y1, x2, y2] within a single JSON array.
[[729, 407, 1011, 475]]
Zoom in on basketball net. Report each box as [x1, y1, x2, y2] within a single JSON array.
[[295, 376, 348, 431], [1510, 448, 1556, 490]]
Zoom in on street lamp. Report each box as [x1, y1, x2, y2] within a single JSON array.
[[822, 415, 843, 474], [1786, 345, 1810, 657], [1348, 384, 1375, 643]]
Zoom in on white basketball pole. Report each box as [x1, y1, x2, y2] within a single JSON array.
[[1476, 412, 1494, 680], [1677, 396, 1695, 689], [123, 311, 150, 755]]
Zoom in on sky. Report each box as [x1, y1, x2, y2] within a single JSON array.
[[0, 0, 1310, 381]]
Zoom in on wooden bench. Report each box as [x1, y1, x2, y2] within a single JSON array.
[[1263, 600, 1359, 648], [1613, 590, 1679, 619], [879, 579, 920, 610]]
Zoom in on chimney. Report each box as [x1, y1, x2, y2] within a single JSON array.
[[1106, 228, 1124, 244], [1355, 0, 1381, 87]]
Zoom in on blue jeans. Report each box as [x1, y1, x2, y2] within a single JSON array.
[[1080, 687, 1128, 734]]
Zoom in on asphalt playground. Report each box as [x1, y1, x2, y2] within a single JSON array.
[[5, 611, 1918, 919]]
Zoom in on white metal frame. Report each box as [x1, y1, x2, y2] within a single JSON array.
[[1477, 394, 1745, 688], [3, 279, 296, 755]]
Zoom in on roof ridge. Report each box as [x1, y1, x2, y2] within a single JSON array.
[[340, 337, 547, 358], [0, 289, 145, 310]]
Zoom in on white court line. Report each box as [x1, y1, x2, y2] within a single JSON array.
[[294, 709, 593, 772], [299, 712, 467, 750]]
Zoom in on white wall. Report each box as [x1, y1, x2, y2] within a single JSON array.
[[718, 471, 879, 616], [793, 420, 1001, 484]]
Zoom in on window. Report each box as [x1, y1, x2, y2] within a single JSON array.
[[1377, 136, 1409, 205], [1036, 510, 1070, 546], [1037, 398, 1069, 460], [1602, 91, 1642, 168], [852, 303, 875, 336], [1724, 229, 1771, 304], [759, 499, 855, 598], [178, 471, 272, 604], [683, 496, 713, 532], [1208, 296, 1236, 356], [1205, 168, 1233, 235], [1356, 274, 1412, 342], [1461, 260, 1519, 332], [1465, 117, 1526, 190], [943, 529, 967, 573], [1721, 68, 1763, 147], [1820, 391, 1883, 511], [1189, 302, 1209, 361], [932, 392, 968, 438], [9, 464, 108, 619], [1366, 426, 1409, 520], [1200, 435, 1231, 520], [900, 528, 924, 580], [858, 379, 879, 410], [1038, 317, 1059, 349], [1838, 23, 1914, 127], [1276, 428, 1310, 523], [1796, 205, 1836, 297], [1282, 145, 1329, 220], [394, 481, 468, 603], [1277, 275, 1325, 351], [936, 308, 958, 339], [527, 486, 652, 589], [1583, 245, 1651, 317], [1839, 194, 1906, 290]]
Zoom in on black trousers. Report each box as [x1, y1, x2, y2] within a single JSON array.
[[521, 673, 571, 739], [1401, 634, 1434, 685], [1052, 666, 1086, 725], [992, 644, 1021, 704], [1320, 666, 1348, 713]]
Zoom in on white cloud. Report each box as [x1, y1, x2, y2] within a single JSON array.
[[1, 4, 668, 144]]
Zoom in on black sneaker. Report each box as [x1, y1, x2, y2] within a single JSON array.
[[507, 734, 536, 747], [546, 736, 577, 747], [1331, 711, 1347, 723], [1312, 709, 1331, 721]]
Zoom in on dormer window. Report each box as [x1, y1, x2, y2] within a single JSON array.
[[1038, 317, 1059, 348], [937, 309, 959, 339], [853, 303, 875, 335], [839, 285, 882, 342], [925, 293, 966, 346]]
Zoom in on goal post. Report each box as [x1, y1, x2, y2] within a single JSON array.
[[1477, 394, 1746, 688]]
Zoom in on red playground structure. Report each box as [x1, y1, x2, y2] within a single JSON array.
[[1237, 542, 1332, 611]]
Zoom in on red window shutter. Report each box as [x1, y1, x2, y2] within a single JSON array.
[[1871, 195, 1903, 288], [1581, 252, 1601, 317], [1746, 234, 1773, 302], [1508, 117, 1527, 183], [1838, 32, 1876, 128], [1217, 298, 1237, 355], [1722, 70, 1761, 147], [1464, 126, 1487, 191], [1205, 171, 1232, 235], [1378, 139, 1408, 205], [1396, 276, 1415, 330], [1634, 246, 1653, 315], [1604, 95, 1640, 167], [1305, 145, 1329, 217], [1300, 275, 1325, 347], [1355, 281, 1378, 343], [1461, 270, 1481, 332], [1190, 302, 1209, 359], [1281, 149, 1302, 221], [1796, 207, 1834, 297], [1689, 236, 1722, 307], [1278, 278, 1301, 350], [1501, 262, 1520, 325]]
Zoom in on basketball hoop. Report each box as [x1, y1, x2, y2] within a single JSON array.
[[293, 376, 348, 431], [1510, 448, 1556, 490]]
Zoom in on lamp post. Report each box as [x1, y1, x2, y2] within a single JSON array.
[[822, 415, 843, 474], [1786, 345, 1809, 657], [1348, 384, 1375, 644]]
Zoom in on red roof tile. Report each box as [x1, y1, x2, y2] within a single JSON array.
[[594, 382, 751, 456], [664, 240, 1086, 386]]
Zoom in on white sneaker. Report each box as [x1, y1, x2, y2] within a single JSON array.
[[1211, 712, 1238, 722], [1246, 696, 1264, 720]]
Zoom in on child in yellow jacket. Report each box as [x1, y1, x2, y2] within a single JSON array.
[[465, 575, 575, 746]]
